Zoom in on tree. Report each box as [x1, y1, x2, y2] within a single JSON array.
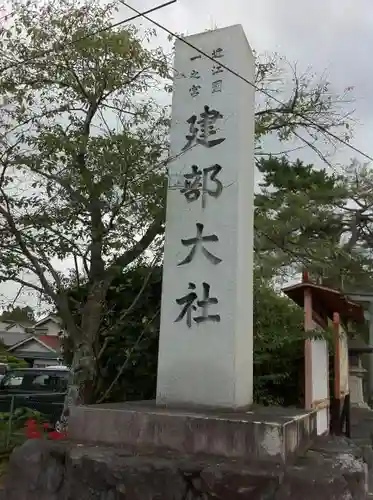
[[62, 264, 162, 404], [254, 156, 373, 290], [0, 0, 168, 415], [254, 54, 354, 159], [0, 305, 35, 323], [0, 0, 356, 421], [63, 264, 309, 407], [253, 274, 305, 406]]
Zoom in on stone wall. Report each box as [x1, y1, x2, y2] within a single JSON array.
[[2, 436, 368, 499]]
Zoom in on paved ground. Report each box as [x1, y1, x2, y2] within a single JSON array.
[[351, 407, 373, 444]]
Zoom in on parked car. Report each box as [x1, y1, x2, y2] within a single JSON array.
[[44, 365, 69, 370], [0, 367, 69, 424], [0, 363, 8, 382]]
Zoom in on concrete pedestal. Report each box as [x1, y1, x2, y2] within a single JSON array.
[[69, 401, 317, 464], [349, 366, 369, 408]]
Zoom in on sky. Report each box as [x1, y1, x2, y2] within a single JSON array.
[[3, 0, 373, 312], [119, 0, 373, 164]]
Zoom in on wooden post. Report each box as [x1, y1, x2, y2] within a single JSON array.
[[302, 272, 329, 434], [304, 287, 313, 410], [330, 312, 350, 436]]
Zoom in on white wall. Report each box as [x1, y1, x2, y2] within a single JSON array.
[[0, 331, 30, 347], [35, 319, 61, 337], [13, 339, 51, 354], [310, 338, 329, 435]]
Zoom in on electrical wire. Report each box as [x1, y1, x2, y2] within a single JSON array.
[[120, 1, 373, 163], [119, 1, 373, 274], [1, 0, 360, 273]]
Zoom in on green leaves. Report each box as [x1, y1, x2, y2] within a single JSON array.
[[253, 275, 305, 406], [0, 0, 169, 300], [255, 156, 373, 291]]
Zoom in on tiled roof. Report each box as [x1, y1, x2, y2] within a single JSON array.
[[38, 335, 60, 351]]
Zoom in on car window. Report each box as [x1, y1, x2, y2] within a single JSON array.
[[24, 372, 68, 392], [30, 374, 50, 390], [58, 375, 68, 391], [1, 371, 68, 391], [2, 373, 23, 387]]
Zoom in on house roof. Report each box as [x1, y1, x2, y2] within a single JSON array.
[[3, 320, 35, 330], [38, 335, 60, 351], [282, 281, 365, 325], [34, 314, 61, 328], [8, 335, 60, 353]]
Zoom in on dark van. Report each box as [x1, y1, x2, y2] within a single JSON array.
[[0, 367, 69, 424]]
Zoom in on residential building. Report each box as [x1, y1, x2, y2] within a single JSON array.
[[0, 313, 65, 367]]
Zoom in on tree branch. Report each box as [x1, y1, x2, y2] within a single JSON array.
[[0, 191, 56, 299], [108, 213, 164, 279], [102, 257, 158, 338], [97, 307, 160, 403], [0, 275, 44, 295]]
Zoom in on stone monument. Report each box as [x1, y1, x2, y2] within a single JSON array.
[[157, 24, 254, 408], [68, 24, 317, 466]]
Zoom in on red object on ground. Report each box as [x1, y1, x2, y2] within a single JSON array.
[[48, 430, 67, 440], [24, 418, 67, 440], [25, 419, 37, 428], [25, 429, 42, 439]]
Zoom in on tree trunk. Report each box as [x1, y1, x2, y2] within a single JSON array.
[[57, 281, 110, 432]]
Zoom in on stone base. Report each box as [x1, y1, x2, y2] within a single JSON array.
[[2, 437, 368, 500], [349, 369, 367, 407], [69, 401, 317, 463], [352, 401, 371, 409]]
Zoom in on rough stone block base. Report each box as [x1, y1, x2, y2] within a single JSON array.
[[69, 401, 317, 463], [2, 436, 368, 500]]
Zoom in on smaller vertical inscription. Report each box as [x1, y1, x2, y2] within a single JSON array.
[[212, 80, 223, 93], [189, 84, 201, 97], [212, 47, 224, 59], [212, 64, 224, 76]]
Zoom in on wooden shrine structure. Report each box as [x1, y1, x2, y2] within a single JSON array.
[[283, 273, 365, 437]]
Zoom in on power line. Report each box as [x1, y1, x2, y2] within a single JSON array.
[[1, 0, 176, 73], [120, 2, 373, 272], [120, 1, 373, 163]]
